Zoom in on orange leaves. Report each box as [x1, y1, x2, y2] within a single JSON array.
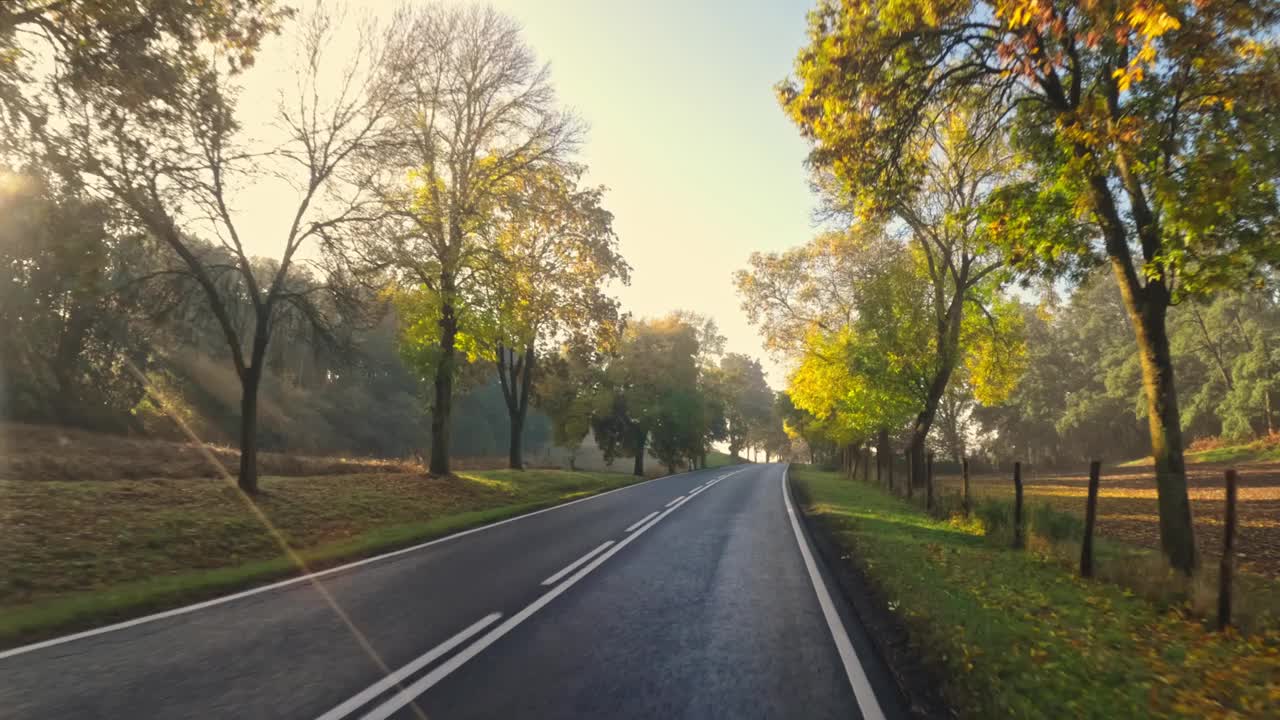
[[1112, 2, 1182, 92]]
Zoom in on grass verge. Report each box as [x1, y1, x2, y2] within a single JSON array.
[[1119, 434, 1280, 466], [705, 450, 749, 468], [790, 467, 1280, 719], [0, 469, 645, 649]]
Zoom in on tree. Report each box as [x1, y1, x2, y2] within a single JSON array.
[[780, 0, 1280, 571], [591, 315, 702, 476], [353, 4, 579, 476], [537, 344, 601, 470], [777, 391, 828, 465], [1, 1, 290, 152], [1171, 287, 1280, 440], [481, 166, 628, 469], [44, 6, 396, 492], [717, 353, 773, 460], [0, 167, 159, 429]]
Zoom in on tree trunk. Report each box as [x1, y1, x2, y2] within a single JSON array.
[[908, 365, 951, 491], [53, 304, 93, 424], [632, 430, 646, 476], [1266, 388, 1276, 436], [1128, 290, 1198, 572], [497, 344, 536, 470], [877, 427, 889, 486], [238, 367, 263, 494], [1084, 157, 1198, 573], [429, 285, 458, 477], [508, 412, 524, 470]]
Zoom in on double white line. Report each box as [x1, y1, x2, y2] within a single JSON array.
[[318, 468, 745, 720]]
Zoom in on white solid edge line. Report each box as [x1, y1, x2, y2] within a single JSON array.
[[781, 465, 887, 720], [624, 511, 660, 533], [356, 493, 694, 720], [664, 496, 684, 508], [540, 541, 614, 587], [0, 468, 707, 661], [316, 612, 502, 720]]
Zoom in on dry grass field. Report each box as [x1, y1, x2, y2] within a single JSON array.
[[933, 461, 1280, 579], [0, 423, 646, 645], [0, 422, 522, 482]]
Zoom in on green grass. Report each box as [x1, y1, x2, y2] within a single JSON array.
[[0, 468, 643, 648], [1119, 438, 1280, 466], [790, 467, 1280, 719], [705, 450, 748, 468]]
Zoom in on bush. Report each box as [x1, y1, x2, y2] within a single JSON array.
[[970, 498, 1084, 548], [1028, 502, 1085, 544], [973, 498, 1014, 539], [927, 491, 967, 520]]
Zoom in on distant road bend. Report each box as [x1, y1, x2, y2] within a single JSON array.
[[1, 464, 903, 719]]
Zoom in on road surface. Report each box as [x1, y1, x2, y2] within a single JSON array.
[[0, 463, 902, 719]]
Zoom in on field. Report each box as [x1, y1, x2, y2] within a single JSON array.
[[0, 423, 645, 647], [929, 460, 1280, 579], [792, 467, 1280, 718]]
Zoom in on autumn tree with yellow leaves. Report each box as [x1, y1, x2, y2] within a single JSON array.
[[779, 0, 1280, 572]]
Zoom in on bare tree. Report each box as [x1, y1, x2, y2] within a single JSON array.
[[353, 4, 581, 476], [53, 4, 398, 492]]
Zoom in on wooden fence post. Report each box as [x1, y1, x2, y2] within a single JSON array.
[[1219, 469, 1238, 631], [962, 457, 971, 515], [1080, 460, 1102, 578], [1012, 461, 1024, 549], [926, 452, 935, 511]]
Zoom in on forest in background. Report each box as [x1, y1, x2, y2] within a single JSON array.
[[0, 181, 552, 458], [975, 271, 1279, 468]]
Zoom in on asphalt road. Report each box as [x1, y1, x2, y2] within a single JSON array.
[[0, 463, 902, 719]]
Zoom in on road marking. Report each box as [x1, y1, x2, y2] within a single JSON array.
[[781, 465, 886, 720], [625, 511, 660, 532], [351, 493, 698, 720], [664, 496, 684, 508], [541, 541, 614, 586], [315, 613, 502, 720], [0, 468, 711, 661]]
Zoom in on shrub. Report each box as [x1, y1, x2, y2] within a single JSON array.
[[973, 498, 1014, 539], [1027, 502, 1084, 544]]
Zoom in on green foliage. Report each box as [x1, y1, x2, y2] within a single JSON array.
[[1, 0, 289, 146], [781, 0, 1280, 569], [715, 353, 773, 458], [973, 272, 1280, 465], [537, 345, 600, 463]]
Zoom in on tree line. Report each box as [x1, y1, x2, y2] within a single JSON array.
[[739, 0, 1279, 574], [0, 1, 785, 488]]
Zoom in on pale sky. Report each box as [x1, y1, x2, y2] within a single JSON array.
[[485, 1, 817, 388], [239, 0, 820, 387]]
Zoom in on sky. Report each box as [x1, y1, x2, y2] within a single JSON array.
[[242, 0, 821, 388], [484, 0, 819, 386]]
